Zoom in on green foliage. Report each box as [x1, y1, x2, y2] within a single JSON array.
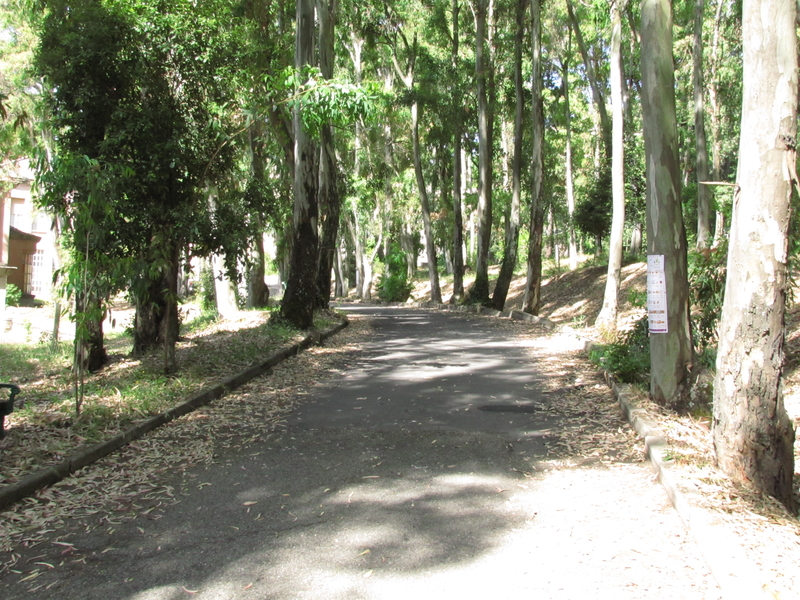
[[590, 316, 650, 385], [5, 283, 22, 306], [280, 66, 386, 136], [377, 245, 413, 303], [687, 241, 728, 351], [627, 288, 647, 309], [574, 166, 612, 245], [198, 264, 218, 316]]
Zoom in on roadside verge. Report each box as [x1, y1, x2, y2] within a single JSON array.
[[0, 319, 348, 512]]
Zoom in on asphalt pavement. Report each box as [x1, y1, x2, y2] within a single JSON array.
[[0, 307, 720, 599]]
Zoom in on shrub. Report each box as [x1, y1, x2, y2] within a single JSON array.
[[590, 315, 650, 385], [687, 241, 727, 351], [377, 246, 413, 303], [5, 284, 22, 306], [198, 264, 217, 315]]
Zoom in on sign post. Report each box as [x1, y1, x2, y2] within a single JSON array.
[[647, 255, 668, 333]]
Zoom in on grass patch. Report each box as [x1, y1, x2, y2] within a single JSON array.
[[0, 307, 342, 483]]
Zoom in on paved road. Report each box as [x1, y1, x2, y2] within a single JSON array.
[[1, 307, 719, 599]]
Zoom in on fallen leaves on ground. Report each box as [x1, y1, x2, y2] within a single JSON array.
[[0, 315, 369, 579]]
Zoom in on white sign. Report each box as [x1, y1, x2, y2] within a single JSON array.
[[647, 255, 668, 333]]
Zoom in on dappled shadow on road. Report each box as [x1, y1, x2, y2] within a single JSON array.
[[0, 308, 644, 599], [114, 437, 538, 600]]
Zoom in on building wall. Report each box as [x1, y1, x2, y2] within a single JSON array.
[[1, 168, 57, 301]]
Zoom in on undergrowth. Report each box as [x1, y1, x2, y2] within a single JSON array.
[[0, 307, 336, 448], [589, 316, 650, 385]]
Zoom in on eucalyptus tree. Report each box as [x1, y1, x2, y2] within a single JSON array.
[[381, 1, 443, 304], [692, 0, 712, 248], [280, 0, 319, 328], [450, 0, 466, 303], [640, 0, 693, 409], [565, 0, 611, 161], [561, 28, 578, 267], [707, 0, 742, 246], [315, 0, 343, 308], [237, 0, 295, 310], [466, 0, 495, 306], [713, 0, 796, 511], [490, 0, 526, 310], [595, 0, 627, 334], [521, 0, 544, 314]]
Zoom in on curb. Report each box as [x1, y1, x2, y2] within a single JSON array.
[[590, 348, 769, 600], [0, 318, 349, 512]]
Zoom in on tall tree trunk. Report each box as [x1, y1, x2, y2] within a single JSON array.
[[212, 252, 238, 317], [566, 0, 612, 160], [412, 100, 442, 304], [595, 0, 627, 334], [280, 0, 318, 329], [247, 232, 271, 309], [492, 0, 526, 310], [467, 0, 493, 305], [334, 239, 346, 297], [347, 213, 365, 298], [708, 0, 726, 246], [451, 0, 465, 303], [160, 243, 180, 375], [563, 36, 578, 272], [713, 0, 797, 511], [400, 221, 417, 280], [315, 0, 341, 309], [693, 0, 712, 248], [247, 123, 271, 309], [75, 295, 107, 373], [641, 0, 694, 409], [522, 0, 545, 314]]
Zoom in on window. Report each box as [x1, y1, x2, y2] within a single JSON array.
[[10, 200, 25, 229], [29, 250, 48, 295]]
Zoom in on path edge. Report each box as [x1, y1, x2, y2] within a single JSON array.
[[0, 318, 349, 512]]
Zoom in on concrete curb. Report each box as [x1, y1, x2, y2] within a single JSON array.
[[0, 318, 349, 512], [589, 348, 769, 600]]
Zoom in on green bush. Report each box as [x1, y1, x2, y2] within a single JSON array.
[[687, 241, 727, 351], [198, 265, 217, 315], [590, 316, 650, 385], [377, 246, 413, 303], [5, 284, 22, 307]]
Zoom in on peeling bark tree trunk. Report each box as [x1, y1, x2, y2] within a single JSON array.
[[595, 0, 626, 334], [522, 0, 545, 315], [713, 0, 797, 511], [280, 0, 318, 329], [315, 0, 341, 309], [641, 0, 694, 409], [491, 0, 526, 311], [467, 0, 493, 306], [247, 233, 271, 309]]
